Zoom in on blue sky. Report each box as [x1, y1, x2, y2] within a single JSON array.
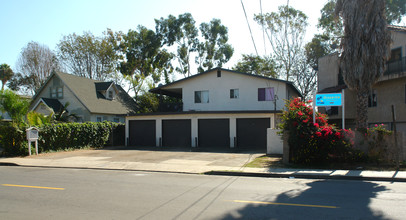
[[1, 0, 337, 74]]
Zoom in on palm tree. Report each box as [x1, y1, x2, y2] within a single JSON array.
[[335, 0, 392, 129], [0, 89, 30, 125], [0, 64, 14, 91]]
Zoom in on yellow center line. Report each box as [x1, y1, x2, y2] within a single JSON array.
[[229, 200, 338, 209], [2, 184, 65, 190]]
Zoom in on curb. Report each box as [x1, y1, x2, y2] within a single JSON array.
[[204, 171, 406, 182]]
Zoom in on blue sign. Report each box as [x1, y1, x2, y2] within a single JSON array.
[[315, 93, 342, 106]]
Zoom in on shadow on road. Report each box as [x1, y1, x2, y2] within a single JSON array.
[[220, 180, 388, 219]]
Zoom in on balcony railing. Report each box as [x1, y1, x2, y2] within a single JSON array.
[[158, 102, 183, 112], [384, 57, 406, 75]]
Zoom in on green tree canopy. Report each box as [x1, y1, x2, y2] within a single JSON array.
[[196, 19, 234, 73], [155, 13, 199, 77], [116, 25, 173, 98], [0, 89, 30, 125], [232, 54, 277, 77]]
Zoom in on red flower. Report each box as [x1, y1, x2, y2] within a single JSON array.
[[303, 119, 308, 123], [292, 121, 298, 127], [298, 111, 303, 116], [313, 123, 319, 128], [315, 132, 322, 137]]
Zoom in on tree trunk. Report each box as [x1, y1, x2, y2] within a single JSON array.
[[356, 88, 369, 129]]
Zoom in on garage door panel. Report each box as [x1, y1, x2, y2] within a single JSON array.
[[237, 118, 270, 151], [129, 120, 156, 147], [162, 119, 191, 147], [198, 119, 230, 149]]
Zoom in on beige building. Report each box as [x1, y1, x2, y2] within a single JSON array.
[[318, 25, 406, 134], [30, 72, 137, 123]]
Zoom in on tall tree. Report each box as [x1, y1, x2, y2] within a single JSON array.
[[57, 32, 118, 81], [196, 19, 234, 73], [232, 54, 277, 77], [335, 0, 392, 128], [0, 64, 14, 91], [155, 13, 199, 77], [255, 5, 308, 81], [309, 0, 406, 63], [116, 25, 173, 98], [16, 41, 60, 94]]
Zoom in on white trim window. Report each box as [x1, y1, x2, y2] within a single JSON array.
[[230, 89, 239, 99], [195, 90, 209, 103]]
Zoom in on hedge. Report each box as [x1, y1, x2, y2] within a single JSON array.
[[0, 121, 122, 157]]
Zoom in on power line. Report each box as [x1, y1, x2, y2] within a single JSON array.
[[260, 0, 266, 55], [240, 0, 259, 56]]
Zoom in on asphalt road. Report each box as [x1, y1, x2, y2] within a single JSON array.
[[1, 166, 406, 220]]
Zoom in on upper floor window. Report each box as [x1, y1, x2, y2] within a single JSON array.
[[368, 89, 377, 107], [230, 89, 239, 99], [258, 87, 275, 101], [108, 90, 114, 99], [389, 48, 402, 62], [195, 90, 209, 103], [51, 87, 63, 99]]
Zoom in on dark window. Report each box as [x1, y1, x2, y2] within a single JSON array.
[[326, 106, 338, 116], [195, 91, 209, 103], [108, 91, 113, 99], [230, 89, 239, 99], [50, 87, 63, 99], [389, 48, 402, 62], [368, 89, 377, 107], [217, 70, 221, 77], [258, 87, 275, 101], [96, 117, 102, 122]]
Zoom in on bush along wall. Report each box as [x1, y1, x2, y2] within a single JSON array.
[[0, 121, 117, 157], [279, 98, 365, 165]]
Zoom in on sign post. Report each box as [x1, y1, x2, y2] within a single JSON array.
[[314, 91, 345, 129], [26, 127, 39, 156]]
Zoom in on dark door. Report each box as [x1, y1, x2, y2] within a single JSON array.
[[162, 119, 191, 148], [237, 118, 270, 151], [129, 120, 156, 147], [198, 119, 230, 149]]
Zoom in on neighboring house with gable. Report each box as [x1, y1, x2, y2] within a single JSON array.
[[125, 67, 301, 152], [318, 25, 406, 134], [30, 72, 137, 123]]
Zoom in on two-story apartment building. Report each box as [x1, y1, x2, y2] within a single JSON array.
[[125, 68, 301, 152], [318, 25, 406, 134]]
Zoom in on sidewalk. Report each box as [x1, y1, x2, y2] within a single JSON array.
[[1, 147, 406, 182]]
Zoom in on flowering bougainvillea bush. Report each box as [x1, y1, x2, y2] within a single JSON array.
[[279, 98, 364, 165]]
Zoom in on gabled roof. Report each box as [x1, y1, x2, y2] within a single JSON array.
[[150, 67, 302, 97], [41, 98, 64, 113], [95, 82, 114, 91], [32, 72, 137, 115]]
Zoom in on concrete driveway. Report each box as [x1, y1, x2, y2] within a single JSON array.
[[0, 146, 264, 173]]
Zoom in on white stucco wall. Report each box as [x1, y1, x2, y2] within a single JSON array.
[[164, 70, 290, 111]]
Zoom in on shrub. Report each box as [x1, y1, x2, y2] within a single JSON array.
[[279, 98, 364, 165], [0, 121, 117, 156]]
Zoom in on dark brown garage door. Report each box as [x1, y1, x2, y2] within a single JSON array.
[[129, 120, 156, 147], [198, 119, 230, 149], [237, 118, 270, 151], [162, 119, 191, 148]]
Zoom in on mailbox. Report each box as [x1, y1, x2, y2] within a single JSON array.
[[26, 127, 39, 141], [26, 127, 39, 155]]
